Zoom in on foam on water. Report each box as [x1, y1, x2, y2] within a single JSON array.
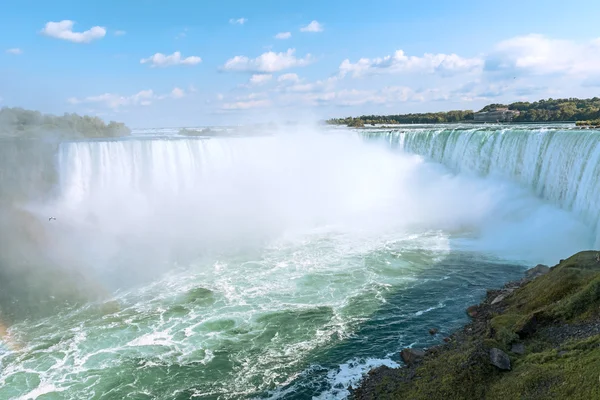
[[0, 127, 597, 399], [364, 125, 600, 247]]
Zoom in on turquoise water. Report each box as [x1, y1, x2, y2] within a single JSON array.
[[0, 128, 596, 399]]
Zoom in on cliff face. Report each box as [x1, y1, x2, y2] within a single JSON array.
[[353, 251, 600, 400]]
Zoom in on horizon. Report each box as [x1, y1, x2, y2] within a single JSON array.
[[2, 0, 600, 128]]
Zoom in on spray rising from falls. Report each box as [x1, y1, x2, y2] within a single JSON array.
[[364, 126, 600, 247], [0, 129, 596, 399]]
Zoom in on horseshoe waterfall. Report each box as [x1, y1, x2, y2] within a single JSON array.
[[0, 125, 598, 399]]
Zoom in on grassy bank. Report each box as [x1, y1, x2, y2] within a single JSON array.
[[353, 251, 600, 399]]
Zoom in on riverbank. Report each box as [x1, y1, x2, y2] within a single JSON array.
[[352, 251, 600, 399]]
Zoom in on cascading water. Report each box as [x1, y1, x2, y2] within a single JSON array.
[[363, 125, 600, 247], [0, 127, 597, 399]]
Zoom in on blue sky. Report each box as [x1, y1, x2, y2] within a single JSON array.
[[1, 0, 600, 127]]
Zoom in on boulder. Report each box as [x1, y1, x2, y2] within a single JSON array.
[[516, 312, 541, 338], [401, 348, 425, 366], [525, 264, 550, 280], [490, 348, 511, 370], [429, 328, 438, 335], [491, 289, 515, 305], [510, 343, 525, 355]]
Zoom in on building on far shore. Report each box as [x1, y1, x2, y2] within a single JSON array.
[[474, 108, 520, 123]]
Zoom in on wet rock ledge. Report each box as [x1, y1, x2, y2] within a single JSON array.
[[352, 251, 600, 400]]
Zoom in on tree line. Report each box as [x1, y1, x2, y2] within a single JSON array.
[[0, 107, 131, 139], [327, 97, 600, 126]]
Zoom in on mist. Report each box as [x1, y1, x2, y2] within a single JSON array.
[[0, 127, 592, 315]]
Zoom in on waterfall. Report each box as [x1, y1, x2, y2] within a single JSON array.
[[364, 126, 600, 246]]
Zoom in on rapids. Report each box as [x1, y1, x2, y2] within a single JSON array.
[[0, 125, 597, 399]]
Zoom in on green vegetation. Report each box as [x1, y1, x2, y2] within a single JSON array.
[[328, 110, 474, 126], [179, 128, 219, 136], [355, 251, 600, 399], [0, 107, 131, 139], [575, 119, 600, 127], [328, 97, 600, 126]]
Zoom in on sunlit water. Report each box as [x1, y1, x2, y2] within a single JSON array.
[[0, 127, 597, 399]]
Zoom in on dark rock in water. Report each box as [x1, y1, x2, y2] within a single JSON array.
[[443, 337, 450, 343], [401, 348, 425, 366], [490, 348, 511, 370], [429, 328, 438, 335], [525, 264, 550, 280], [510, 343, 525, 355], [466, 305, 478, 318]]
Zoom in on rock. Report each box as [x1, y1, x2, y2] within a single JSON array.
[[429, 328, 438, 335], [491, 289, 515, 305], [516, 312, 540, 338], [558, 350, 568, 357], [525, 264, 550, 280], [466, 305, 479, 318], [510, 343, 525, 355], [401, 348, 425, 366], [443, 337, 450, 343], [490, 348, 511, 370]]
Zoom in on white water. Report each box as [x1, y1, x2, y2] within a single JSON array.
[[0, 127, 597, 399], [368, 126, 600, 247]]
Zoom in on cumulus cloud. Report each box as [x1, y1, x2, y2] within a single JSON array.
[[249, 74, 273, 85], [114, 30, 126, 36], [6, 48, 22, 55], [275, 32, 291, 39], [339, 50, 483, 78], [229, 18, 247, 25], [140, 51, 202, 67], [41, 20, 106, 43], [484, 34, 600, 79], [68, 87, 186, 109], [222, 49, 313, 73], [277, 73, 300, 83], [300, 21, 324, 33]]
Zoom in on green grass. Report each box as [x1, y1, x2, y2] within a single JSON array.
[[360, 251, 600, 399]]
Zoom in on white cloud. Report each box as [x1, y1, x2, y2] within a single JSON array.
[[6, 48, 22, 55], [485, 34, 600, 78], [223, 99, 271, 110], [41, 20, 106, 43], [275, 32, 291, 39], [249, 74, 273, 85], [171, 87, 185, 99], [140, 51, 202, 67], [339, 50, 483, 78], [68, 87, 185, 109], [229, 18, 247, 25], [114, 30, 126, 36], [300, 21, 324, 33], [222, 49, 313, 73], [278, 73, 300, 83]]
